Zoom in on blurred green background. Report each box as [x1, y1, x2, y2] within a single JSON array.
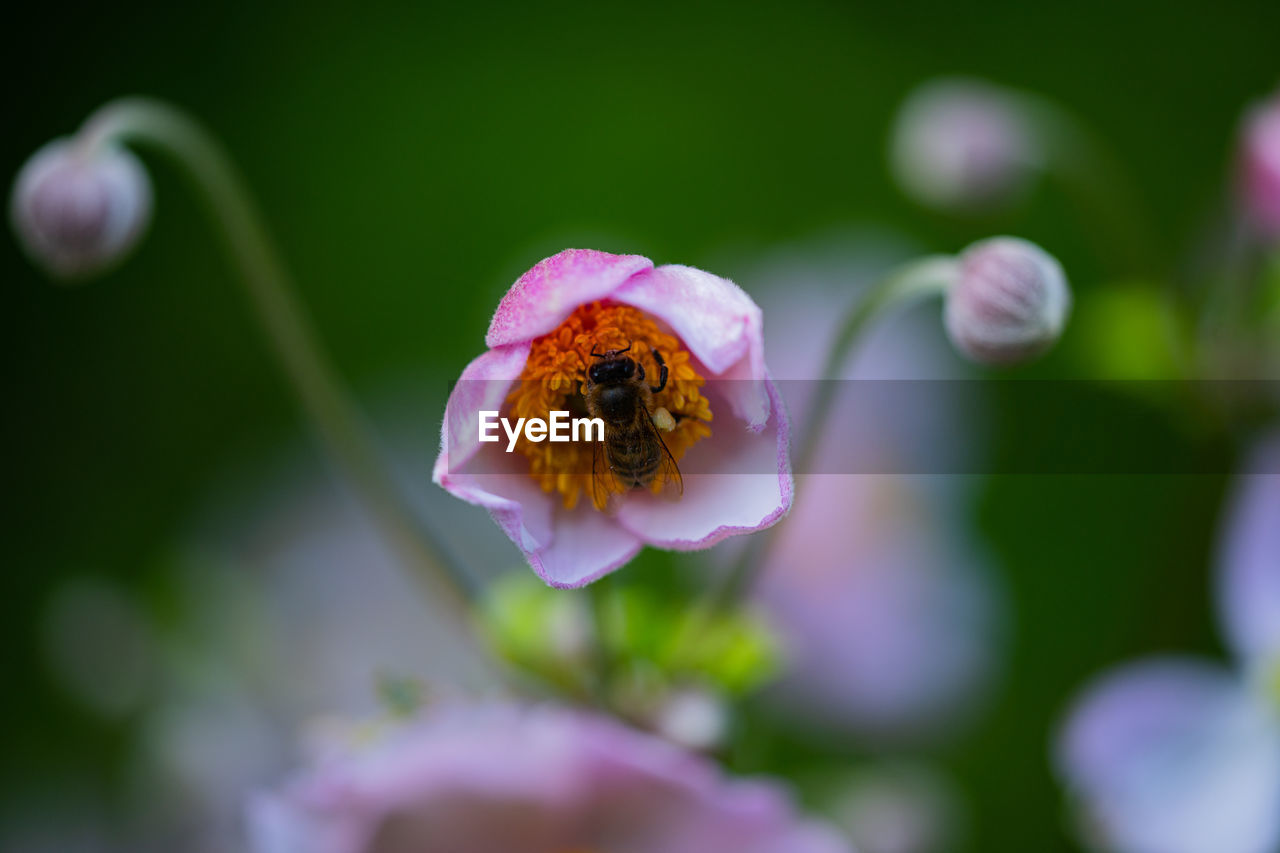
[[4, 1, 1278, 849]]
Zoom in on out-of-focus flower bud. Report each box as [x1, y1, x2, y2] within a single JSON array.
[[831, 763, 962, 853], [1238, 88, 1280, 241], [10, 138, 152, 279], [891, 78, 1038, 212], [652, 686, 728, 752], [944, 236, 1071, 366]]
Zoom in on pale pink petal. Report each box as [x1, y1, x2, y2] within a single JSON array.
[[757, 474, 1000, 739], [1057, 658, 1280, 853], [1238, 90, 1280, 239], [485, 249, 653, 348], [614, 378, 792, 549], [433, 343, 561, 564], [432, 343, 530, 481], [249, 705, 853, 853], [441, 468, 555, 557], [1217, 432, 1280, 668], [614, 264, 770, 428], [528, 505, 644, 589], [248, 790, 365, 853], [437, 457, 640, 587], [438, 250, 790, 583]]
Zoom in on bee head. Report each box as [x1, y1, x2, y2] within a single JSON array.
[[588, 344, 636, 384], [588, 354, 635, 385]]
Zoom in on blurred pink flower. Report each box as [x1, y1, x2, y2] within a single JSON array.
[[944, 236, 1070, 366], [10, 138, 153, 278], [741, 235, 1004, 742], [756, 475, 1000, 740], [132, 412, 508, 853], [249, 704, 852, 853], [1238, 87, 1280, 241], [830, 762, 963, 853], [890, 78, 1039, 213], [434, 249, 792, 588], [1056, 433, 1280, 853]]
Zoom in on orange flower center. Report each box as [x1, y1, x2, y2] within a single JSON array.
[[505, 302, 712, 510]]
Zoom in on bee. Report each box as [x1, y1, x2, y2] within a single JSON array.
[[584, 342, 683, 509]]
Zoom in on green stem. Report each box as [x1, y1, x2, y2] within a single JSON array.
[[77, 98, 481, 632], [587, 579, 618, 702], [705, 255, 956, 611]]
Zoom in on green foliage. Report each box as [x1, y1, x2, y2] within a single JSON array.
[[479, 572, 781, 706], [1071, 281, 1186, 381]]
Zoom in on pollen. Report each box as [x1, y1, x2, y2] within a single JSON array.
[[505, 301, 712, 511]]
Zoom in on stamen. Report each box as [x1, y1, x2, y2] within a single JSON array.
[[505, 302, 712, 510]]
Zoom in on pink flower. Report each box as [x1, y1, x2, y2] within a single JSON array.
[[434, 249, 792, 587], [248, 704, 852, 853], [744, 236, 1003, 741], [1238, 87, 1280, 241], [890, 78, 1039, 213], [10, 138, 153, 278], [1055, 433, 1280, 853]]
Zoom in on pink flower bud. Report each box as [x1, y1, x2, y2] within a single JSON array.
[[1238, 88, 1280, 241], [945, 236, 1070, 366], [891, 78, 1038, 212], [10, 138, 152, 278]]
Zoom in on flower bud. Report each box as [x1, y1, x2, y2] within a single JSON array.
[[1237, 88, 1280, 241], [891, 78, 1038, 212], [10, 138, 152, 279], [945, 236, 1071, 365], [652, 687, 728, 752]]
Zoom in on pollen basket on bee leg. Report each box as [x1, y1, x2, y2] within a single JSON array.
[[503, 302, 712, 511]]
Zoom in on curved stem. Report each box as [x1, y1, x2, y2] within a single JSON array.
[[77, 98, 482, 631], [791, 255, 956, 481], [705, 256, 956, 611]]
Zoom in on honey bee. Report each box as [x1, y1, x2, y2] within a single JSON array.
[[584, 342, 683, 509]]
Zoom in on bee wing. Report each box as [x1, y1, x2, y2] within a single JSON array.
[[591, 438, 622, 514], [647, 415, 684, 501]]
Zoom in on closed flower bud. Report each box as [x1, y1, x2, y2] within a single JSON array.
[[652, 687, 728, 752], [945, 236, 1070, 365], [1237, 88, 1280, 241], [891, 78, 1038, 212], [10, 138, 152, 279]]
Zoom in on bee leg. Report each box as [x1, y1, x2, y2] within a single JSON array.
[[649, 347, 668, 394]]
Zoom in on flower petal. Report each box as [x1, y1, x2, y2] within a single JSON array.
[[757, 475, 1001, 739], [248, 790, 364, 853], [485, 249, 653, 348], [614, 264, 770, 428], [1218, 433, 1280, 668], [433, 343, 530, 481], [249, 704, 854, 853], [614, 377, 792, 549], [432, 347, 556, 560], [1056, 658, 1280, 853], [433, 343, 644, 585], [527, 505, 644, 589]]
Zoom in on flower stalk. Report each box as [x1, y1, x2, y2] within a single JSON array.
[[706, 255, 957, 610], [69, 98, 480, 621]]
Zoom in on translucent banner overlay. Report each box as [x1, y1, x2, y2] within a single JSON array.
[[442, 380, 1280, 475]]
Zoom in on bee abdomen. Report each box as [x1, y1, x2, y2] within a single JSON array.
[[605, 429, 662, 487]]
